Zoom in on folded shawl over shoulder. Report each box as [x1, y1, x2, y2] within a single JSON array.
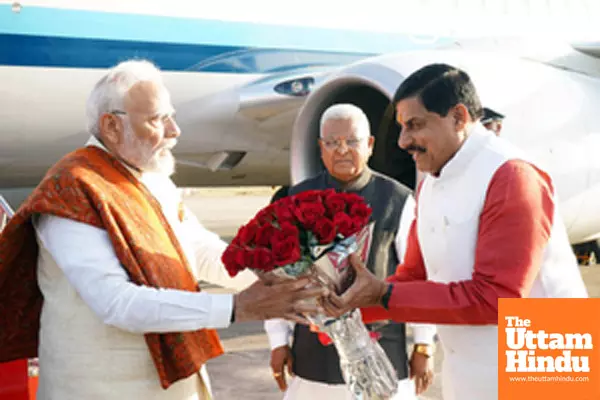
[[0, 146, 224, 389]]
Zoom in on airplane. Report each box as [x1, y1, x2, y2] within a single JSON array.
[[1, 0, 600, 252], [1, 1, 600, 398]]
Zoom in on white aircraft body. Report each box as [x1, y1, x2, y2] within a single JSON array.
[[1, 0, 600, 246]]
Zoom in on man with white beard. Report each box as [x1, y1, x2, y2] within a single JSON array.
[[0, 60, 324, 400]]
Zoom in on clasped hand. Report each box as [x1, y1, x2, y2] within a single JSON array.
[[320, 253, 389, 318], [233, 277, 327, 323], [233, 253, 387, 324]]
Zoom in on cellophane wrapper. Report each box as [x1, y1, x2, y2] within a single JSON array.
[[256, 222, 398, 399]]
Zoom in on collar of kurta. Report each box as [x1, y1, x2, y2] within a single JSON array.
[[325, 167, 373, 192], [436, 124, 493, 181]]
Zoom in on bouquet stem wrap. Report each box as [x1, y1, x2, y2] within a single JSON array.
[[322, 309, 398, 399], [259, 223, 398, 399]]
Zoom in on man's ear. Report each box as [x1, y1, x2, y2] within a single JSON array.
[[99, 113, 122, 146], [367, 135, 375, 156], [453, 104, 470, 131], [318, 138, 327, 162]]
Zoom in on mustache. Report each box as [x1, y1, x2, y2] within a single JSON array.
[[405, 144, 426, 153]]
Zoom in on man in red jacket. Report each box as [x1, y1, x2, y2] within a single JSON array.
[[324, 63, 588, 400]]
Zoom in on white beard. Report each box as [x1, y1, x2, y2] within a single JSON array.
[[144, 146, 176, 176], [118, 124, 176, 176]]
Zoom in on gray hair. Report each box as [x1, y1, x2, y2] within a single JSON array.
[[319, 103, 370, 138], [86, 60, 163, 137]]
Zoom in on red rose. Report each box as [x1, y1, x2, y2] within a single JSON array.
[[271, 229, 287, 245], [271, 222, 299, 247], [221, 245, 243, 277], [221, 245, 235, 266], [238, 220, 260, 246], [294, 202, 326, 228], [349, 202, 372, 223], [333, 212, 356, 237], [343, 192, 364, 206], [255, 223, 277, 248], [324, 192, 347, 217], [319, 188, 336, 201], [293, 190, 322, 204], [243, 248, 255, 269], [280, 221, 299, 237], [351, 217, 366, 233], [272, 236, 302, 266], [274, 198, 295, 222], [225, 263, 241, 277], [313, 218, 336, 244], [234, 246, 247, 266], [256, 206, 276, 225], [252, 247, 275, 272]]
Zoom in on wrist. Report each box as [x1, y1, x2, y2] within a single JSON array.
[[413, 343, 434, 358], [379, 283, 393, 309]]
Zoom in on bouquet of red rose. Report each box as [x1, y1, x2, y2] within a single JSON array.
[[222, 189, 398, 399]]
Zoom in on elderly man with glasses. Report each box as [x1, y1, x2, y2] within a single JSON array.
[[0, 59, 326, 400], [264, 103, 437, 399]]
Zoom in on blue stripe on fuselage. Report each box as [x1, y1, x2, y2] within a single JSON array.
[[0, 5, 449, 72], [0, 33, 373, 73]]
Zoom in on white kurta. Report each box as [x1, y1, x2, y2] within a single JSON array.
[[33, 138, 257, 400], [416, 126, 588, 400]]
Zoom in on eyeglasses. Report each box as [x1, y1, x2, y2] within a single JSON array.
[[321, 137, 367, 150], [109, 110, 177, 125]]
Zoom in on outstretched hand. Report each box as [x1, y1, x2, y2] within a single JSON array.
[[321, 253, 389, 318]]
